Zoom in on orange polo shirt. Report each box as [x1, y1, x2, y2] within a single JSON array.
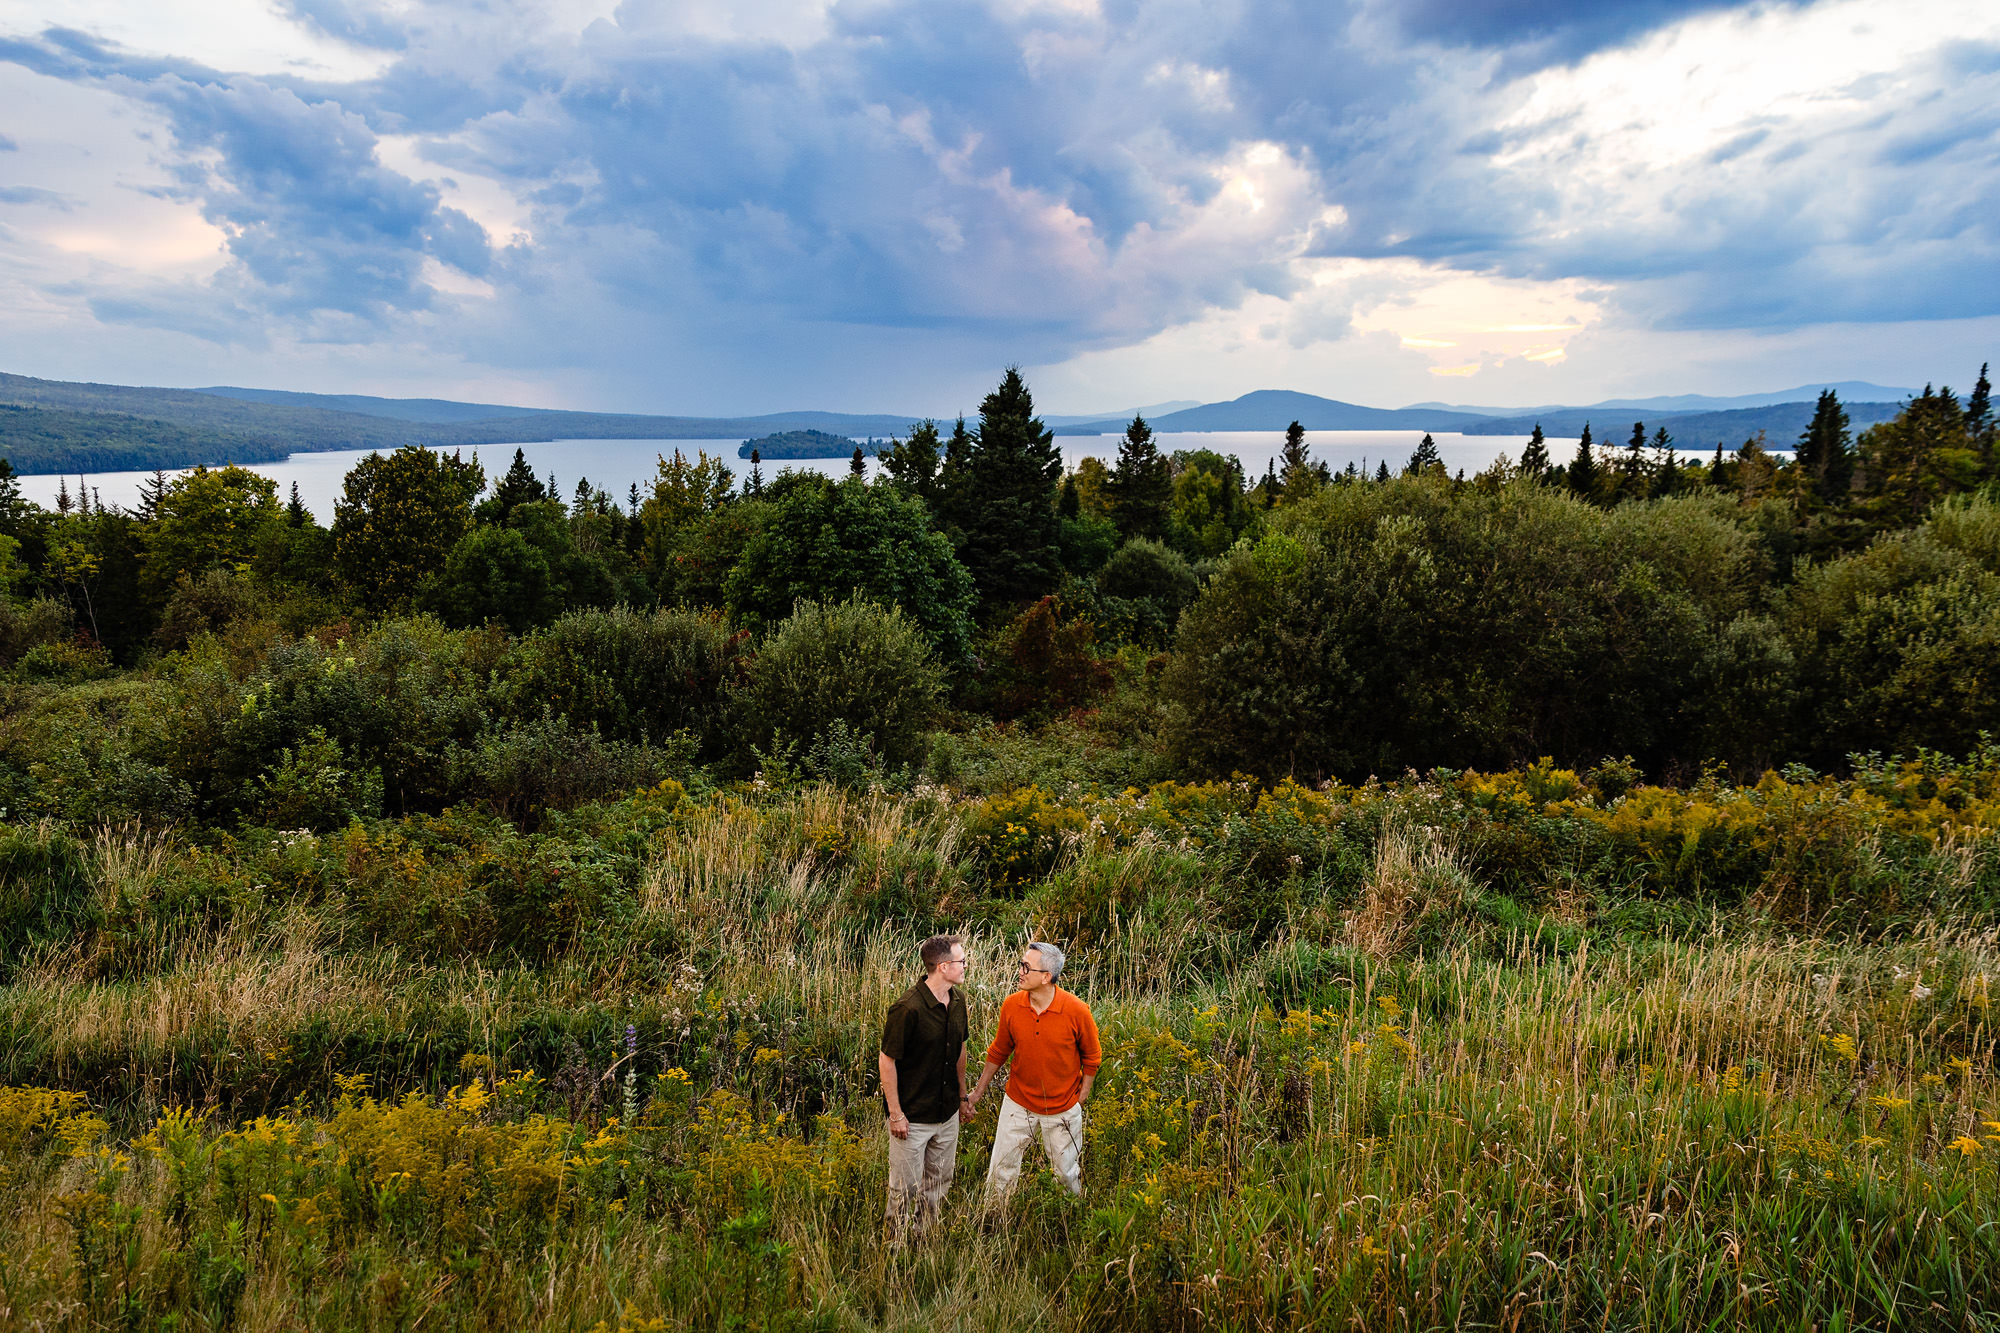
[[984, 987, 1102, 1115]]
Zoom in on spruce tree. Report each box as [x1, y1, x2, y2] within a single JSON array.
[[1105, 414, 1173, 540], [287, 481, 309, 527], [850, 447, 866, 478], [1616, 421, 1650, 500], [484, 448, 547, 525], [1407, 433, 1442, 476], [1796, 389, 1853, 506], [135, 469, 167, 523], [1375, 460, 1390, 484], [1968, 363, 1994, 474], [1568, 424, 1599, 502], [1058, 475, 1081, 519], [1651, 427, 1679, 497], [1519, 423, 1550, 479], [747, 450, 764, 498], [1279, 421, 1320, 499], [937, 369, 1063, 611]]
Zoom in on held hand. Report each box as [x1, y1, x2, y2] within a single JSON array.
[[888, 1112, 910, 1140]]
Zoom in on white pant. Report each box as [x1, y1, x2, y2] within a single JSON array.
[[885, 1115, 959, 1236], [984, 1096, 1084, 1198]]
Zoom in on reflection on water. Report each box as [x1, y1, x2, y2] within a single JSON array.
[[21, 429, 1567, 523]]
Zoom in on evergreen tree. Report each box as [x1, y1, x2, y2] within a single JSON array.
[[628, 481, 643, 512], [936, 369, 1063, 611], [1519, 424, 1550, 479], [134, 469, 168, 523], [1105, 414, 1173, 541], [1406, 433, 1442, 476], [1279, 421, 1315, 495], [1856, 384, 1974, 521], [747, 451, 764, 497], [1795, 389, 1854, 506], [880, 420, 942, 504], [1651, 427, 1679, 497], [1616, 421, 1651, 501], [77, 477, 91, 515], [1058, 475, 1081, 519], [479, 448, 548, 525], [1375, 460, 1390, 484], [1568, 424, 1599, 502], [1969, 363, 1994, 474], [287, 481, 309, 528], [56, 477, 71, 516], [850, 447, 866, 478]]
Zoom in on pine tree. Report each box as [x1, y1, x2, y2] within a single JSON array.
[[56, 477, 71, 516], [1795, 389, 1853, 506], [849, 447, 866, 478], [1278, 421, 1321, 500], [1651, 427, 1679, 497], [1969, 363, 1994, 474], [629, 481, 643, 512], [936, 369, 1063, 611], [1519, 424, 1550, 479], [134, 469, 167, 522], [1568, 424, 1599, 502], [747, 450, 764, 497], [1105, 414, 1173, 540], [1375, 460, 1390, 484], [1407, 433, 1442, 476], [287, 481, 309, 527], [483, 448, 547, 525], [1616, 421, 1650, 501], [1058, 475, 1081, 519]]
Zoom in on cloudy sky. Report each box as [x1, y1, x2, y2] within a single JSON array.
[[0, 0, 1996, 415]]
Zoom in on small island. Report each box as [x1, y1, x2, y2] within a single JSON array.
[[737, 429, 882, 459]]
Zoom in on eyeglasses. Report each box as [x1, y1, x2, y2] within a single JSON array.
[[1016, 961, 1048, 974]]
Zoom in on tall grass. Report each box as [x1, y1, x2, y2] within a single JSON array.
[[1, 778, 1997, 1328]]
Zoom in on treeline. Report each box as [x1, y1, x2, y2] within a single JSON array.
[[0, 364, 1997, 832]]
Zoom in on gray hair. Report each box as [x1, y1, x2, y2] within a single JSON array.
[[1027, 940, 1066, 979]]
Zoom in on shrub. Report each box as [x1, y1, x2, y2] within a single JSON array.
[[0, 598, 76, 667], [1096, 536, 1199, 647], [153, 570, 270, 651], [453, 711, 685, 825], [499, 606, 746, 759], [724, 477, 975, 661], [733, 598, 944, 771], [973, 596, 1113, 722]]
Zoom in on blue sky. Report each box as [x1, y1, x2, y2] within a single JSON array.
[[0, 0, 1996, 415]]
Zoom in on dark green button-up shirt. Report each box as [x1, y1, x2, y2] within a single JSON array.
[[881, 979, 969, 1125]]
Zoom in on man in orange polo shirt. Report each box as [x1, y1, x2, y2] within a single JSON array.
[[965, 940, 1101, 1198]]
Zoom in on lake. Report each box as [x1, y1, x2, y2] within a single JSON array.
[[22, 429, 1573, 522]]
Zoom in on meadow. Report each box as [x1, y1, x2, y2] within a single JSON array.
[[2, 757, 1997, 1331]]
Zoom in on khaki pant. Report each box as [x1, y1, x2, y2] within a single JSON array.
[[885, 1114, 959, 1237], [984, 1096, 1083, 1198]]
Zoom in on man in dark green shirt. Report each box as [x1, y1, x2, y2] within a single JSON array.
[[878, 935, 970, 1238]]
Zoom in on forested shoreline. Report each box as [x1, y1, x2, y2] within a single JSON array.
[[1, 365, 1999, 1330]]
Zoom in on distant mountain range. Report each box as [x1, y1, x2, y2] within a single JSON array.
[[1050, 386, 1911, 448], [0, 373, 926, 474], [1399, 382, 1913, 417], [0, 370, 1924, 475]]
